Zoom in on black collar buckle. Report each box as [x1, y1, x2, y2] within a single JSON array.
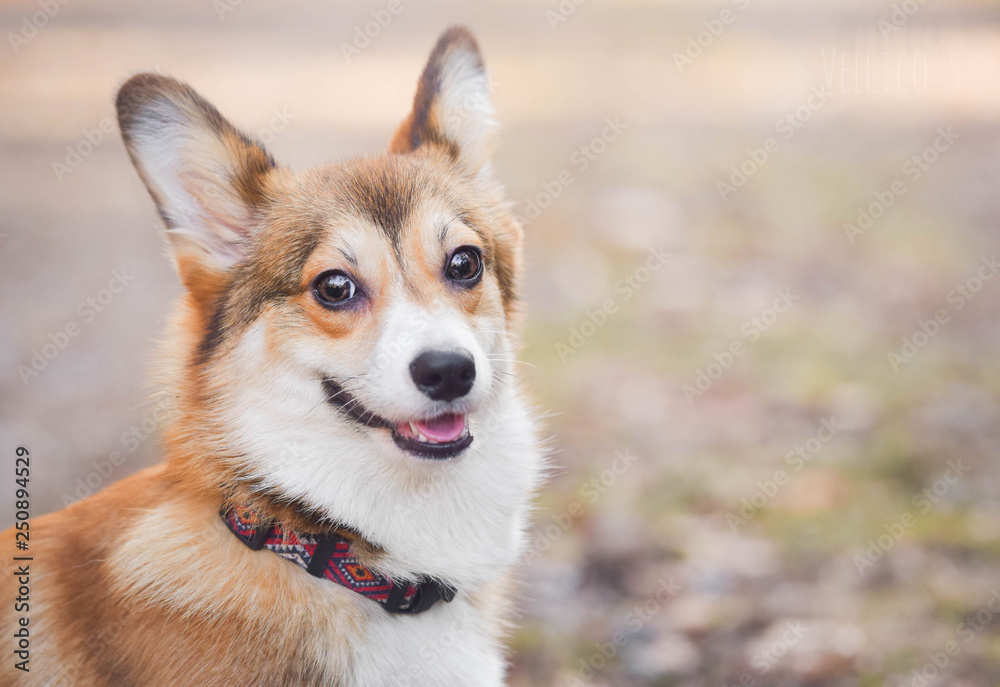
[[384, 580, 457, 614]]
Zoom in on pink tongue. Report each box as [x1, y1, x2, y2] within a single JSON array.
[[414, 414, 466, 442]]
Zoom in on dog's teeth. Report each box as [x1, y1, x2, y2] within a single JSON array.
[[409, 421, 432, 443]]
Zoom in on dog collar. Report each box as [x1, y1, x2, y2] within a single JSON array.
[[222, 506, 456, 614]]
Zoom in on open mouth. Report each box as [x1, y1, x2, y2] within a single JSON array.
[[322, 379, 473, 459], [392, 413, 472, 458]]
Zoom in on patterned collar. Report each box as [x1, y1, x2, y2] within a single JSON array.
[[222, 505, 456, 614]]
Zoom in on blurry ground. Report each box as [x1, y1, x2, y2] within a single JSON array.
[[3, 0, 1000, 685]]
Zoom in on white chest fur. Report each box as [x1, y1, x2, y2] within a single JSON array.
[[346, 597, 506, 687]]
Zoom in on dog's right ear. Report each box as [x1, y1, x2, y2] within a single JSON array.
[[116, 74, 276, 299]]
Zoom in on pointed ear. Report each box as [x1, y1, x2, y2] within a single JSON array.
[[116, 74, 276, 296], [389, 27, 496, 177]]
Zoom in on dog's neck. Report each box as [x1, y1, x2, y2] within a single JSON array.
[[221, 503, 457, 614], [163, 382, 544, 593], [221, 481, 363, 541]]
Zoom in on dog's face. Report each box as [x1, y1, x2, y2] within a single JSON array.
[[118, 28, 532, 540], [289, 155, 513, 460]]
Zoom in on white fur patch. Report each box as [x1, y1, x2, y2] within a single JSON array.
[[435, 46, 497, 177], [348, 600, 506, 686]]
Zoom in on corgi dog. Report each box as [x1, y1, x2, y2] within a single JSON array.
[[2, 27, 544, 686]]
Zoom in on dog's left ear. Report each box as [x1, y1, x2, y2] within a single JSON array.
[[390, 27, 496, 178]]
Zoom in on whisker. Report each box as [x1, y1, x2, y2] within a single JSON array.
[[308, 380, 364, 415], [313, 373, 363, 381], [487, 356, 537, 370]]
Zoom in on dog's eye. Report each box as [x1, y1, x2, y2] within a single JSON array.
[[313, 271, 358, 307], [446, 247, 483, 284]]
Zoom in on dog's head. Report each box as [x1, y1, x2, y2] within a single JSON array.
[[117, 28, 537, 577]]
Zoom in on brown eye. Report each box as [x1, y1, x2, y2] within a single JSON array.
[[446, 247, 483, 284], [312, 271, 358, 307]]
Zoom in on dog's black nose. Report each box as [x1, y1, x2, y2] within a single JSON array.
[[409, 350, 476, 401]]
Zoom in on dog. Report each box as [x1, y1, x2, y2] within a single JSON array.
[[2, 26, 544, 686]]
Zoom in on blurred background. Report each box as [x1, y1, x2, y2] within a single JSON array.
[[3, 0, 1000, 684]]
